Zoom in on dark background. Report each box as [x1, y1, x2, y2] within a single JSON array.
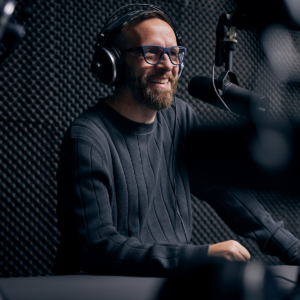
[[1, 0, 300, 277]]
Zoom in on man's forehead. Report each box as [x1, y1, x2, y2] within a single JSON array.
[[123, 18, 176, 46]]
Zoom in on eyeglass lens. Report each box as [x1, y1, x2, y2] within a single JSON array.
[[144, 46, 185, 65]]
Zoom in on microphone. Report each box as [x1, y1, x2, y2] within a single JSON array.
[[188, 75, 270, 119]]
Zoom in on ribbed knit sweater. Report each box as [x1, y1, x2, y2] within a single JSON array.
[[54, 97, 299, 276]]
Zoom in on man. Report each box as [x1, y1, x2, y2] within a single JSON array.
[[53, 10, 299, 276]]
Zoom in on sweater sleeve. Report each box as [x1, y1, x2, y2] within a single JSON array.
[[190, 183, 300, 265], [56, 129, 209, 277]]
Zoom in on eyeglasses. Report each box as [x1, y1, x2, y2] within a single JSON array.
[[121, 45, 187, 65]]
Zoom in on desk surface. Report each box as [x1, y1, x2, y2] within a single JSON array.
[[0, 275, 167, 300], [0, 266, 298, 300]]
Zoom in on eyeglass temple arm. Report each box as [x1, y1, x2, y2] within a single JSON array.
[[121, 47, 142, 52]]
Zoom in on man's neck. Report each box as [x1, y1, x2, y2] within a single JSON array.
[[105, 87, 157, 124]]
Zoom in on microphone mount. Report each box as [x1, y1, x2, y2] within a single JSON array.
[[215, 70, 239, 93], [212, 10, 256, 119], [215, 9, 251, 72], [223, 27, 237, 72], [214, 10, 242, 115]]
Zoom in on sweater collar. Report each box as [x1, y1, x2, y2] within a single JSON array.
[[96, 99, 156, 135]]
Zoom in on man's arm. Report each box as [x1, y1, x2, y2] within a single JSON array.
[[191, 184, 299, 265]]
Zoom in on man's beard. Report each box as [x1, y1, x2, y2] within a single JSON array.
[[125, 64, 179, 111]]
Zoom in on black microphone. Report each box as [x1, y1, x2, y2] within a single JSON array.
[[188, 75, 270, 119]]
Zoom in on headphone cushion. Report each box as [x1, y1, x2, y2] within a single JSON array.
[[93, 45, 124, 86], [109, 45, 124, 85]]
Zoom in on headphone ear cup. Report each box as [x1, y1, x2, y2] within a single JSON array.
[[91, 45, 124, 86], [178, 62, 184, 78]]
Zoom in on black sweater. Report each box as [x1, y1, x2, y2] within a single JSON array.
[[54, 97, 299, 276]]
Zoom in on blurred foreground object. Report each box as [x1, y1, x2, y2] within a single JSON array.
[[187, 120, 300, 194], [261, 24, 300, 84], [0, 0, 30, 66], [159, 259, 286, 300], [234, 0, 300, 30]]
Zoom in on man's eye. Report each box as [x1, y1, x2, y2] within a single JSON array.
[[145, 50, 157, 55], [132, 50, 143, 56], [145, 47, 161, 55]]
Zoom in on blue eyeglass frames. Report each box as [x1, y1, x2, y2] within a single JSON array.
[[121, 45, 187, 65]]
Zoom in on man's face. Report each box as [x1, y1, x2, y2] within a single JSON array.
[[122, 18, 179, 111]]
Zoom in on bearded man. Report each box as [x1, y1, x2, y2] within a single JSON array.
[[53, 10, 299, 276]]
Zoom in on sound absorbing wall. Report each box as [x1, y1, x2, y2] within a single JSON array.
[[1, 0, 300, 277]]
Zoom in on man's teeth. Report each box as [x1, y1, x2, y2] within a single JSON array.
[[150, 79, 169, 84]]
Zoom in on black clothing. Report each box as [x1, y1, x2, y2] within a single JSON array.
[[54, 97, 299, 276]]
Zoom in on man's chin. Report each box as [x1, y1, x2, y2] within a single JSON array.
[[142, 89, 174, 111], [149, 88, 171, 98]]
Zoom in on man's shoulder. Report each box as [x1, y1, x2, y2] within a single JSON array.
[[64, 100, 108, 141], [72, 100, 103, 124]]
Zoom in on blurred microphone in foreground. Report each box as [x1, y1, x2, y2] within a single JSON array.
[[0, 0, 31, 66]]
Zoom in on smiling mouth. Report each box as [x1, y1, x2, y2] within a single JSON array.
[[148, 78, 169, 84]]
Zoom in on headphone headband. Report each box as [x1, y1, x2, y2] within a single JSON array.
[[94, 4, 182, 50], [94, 10, 145, 50]]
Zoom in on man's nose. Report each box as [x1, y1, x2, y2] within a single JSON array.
[[157, 52, 174, 71]]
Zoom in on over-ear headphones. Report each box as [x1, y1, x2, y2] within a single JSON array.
[[90, 4, 184, 86]]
